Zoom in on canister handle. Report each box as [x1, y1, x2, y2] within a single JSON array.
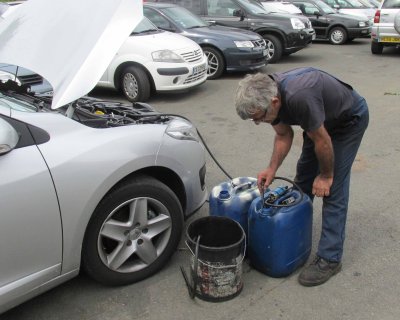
[[232, 181, 256, 195]]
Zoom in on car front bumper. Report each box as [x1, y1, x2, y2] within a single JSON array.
[[347, 26, 372, 39], [224, 47, 267, 72], [284, 28, 315, 54]]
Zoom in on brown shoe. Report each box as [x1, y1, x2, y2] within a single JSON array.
[[298, 256, 342, 287]]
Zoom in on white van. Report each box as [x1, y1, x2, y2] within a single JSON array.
[[97, 18, 208, 102]]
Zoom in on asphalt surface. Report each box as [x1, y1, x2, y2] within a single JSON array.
[[2, 38, 400, 320]]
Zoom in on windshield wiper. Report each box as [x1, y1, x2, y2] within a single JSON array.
[[187, 25, 205, 29]]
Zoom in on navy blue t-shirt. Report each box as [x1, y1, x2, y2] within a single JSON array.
[[270, 68, 355, 132]]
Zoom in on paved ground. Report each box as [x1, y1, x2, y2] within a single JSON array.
[[2, 38, 400, 320]]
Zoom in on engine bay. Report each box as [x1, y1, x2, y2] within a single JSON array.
[[0, 80, 172, 128]]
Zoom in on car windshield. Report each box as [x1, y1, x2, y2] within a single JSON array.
[[132, 17, 159, 34], [315, 0, 336, 12], [161, 6, 208, 28], [382, 0, 400, 8], [0, 93, 37, 112], [337, 0, 366, 8], [237, 0, 269, 14]]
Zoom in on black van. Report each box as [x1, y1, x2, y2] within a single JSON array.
[[146, 0, 315, 63]]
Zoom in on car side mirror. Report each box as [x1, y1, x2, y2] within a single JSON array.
[[233, 9, 244, 19], [0, 118, 20, 155], [314, 10, 321, 16], [333, 4, 340, 9]]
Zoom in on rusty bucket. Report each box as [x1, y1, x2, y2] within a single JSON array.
[[183, 216, 245, 302]]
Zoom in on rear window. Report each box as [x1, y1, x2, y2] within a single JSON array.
[[382, 0, 400, 8]]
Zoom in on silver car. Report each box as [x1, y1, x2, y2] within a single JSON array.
[[371, 0, 400, 53], [0, 0, 207, 314]]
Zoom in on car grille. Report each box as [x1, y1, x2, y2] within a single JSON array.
[[252, 39, 266, 48], [18, 73, 43, 86], [183, 68, 206, 84], [180, 48, 203, 63]]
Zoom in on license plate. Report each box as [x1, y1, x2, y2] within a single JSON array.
[[380, 36, 400, 43], [263, 49, 268, 56], [193, 63, 206, 75]]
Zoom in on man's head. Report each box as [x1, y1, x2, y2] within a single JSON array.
[[235, 73, 280, 124]]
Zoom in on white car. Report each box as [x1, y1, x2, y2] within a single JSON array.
[[97, 17, 208, 102], [0, 0, 207, 314]]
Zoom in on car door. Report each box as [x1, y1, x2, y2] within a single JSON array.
[[295, 2, 330, 37], [204, 0, 249, 28], [0, 115, 62, 308]]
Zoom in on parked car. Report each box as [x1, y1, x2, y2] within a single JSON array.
[[320, 0, 376, 22], [146, 0, 315, 63], [96, 17, 207, 102], [0, 0, 207, 314], [371, 0, 400, 54], [143, 3, 267, 79], [289, 0, 371, 44]]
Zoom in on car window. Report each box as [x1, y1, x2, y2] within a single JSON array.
[[174, 0, 203, 15], [207, 0, 240, 16], [382, 0, 400, 8], [323, 0, 337, 6], [0, 94, 37, 112], [161, 6, 208, 28], [295, 2, 320, 14], [315, 0, 336, 12], [143, 8, 173, 30]]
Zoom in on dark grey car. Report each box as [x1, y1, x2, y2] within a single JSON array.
[[144, 3, 267, 79]]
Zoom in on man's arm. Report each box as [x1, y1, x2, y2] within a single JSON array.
[[306, 124, 334, 197], [258, 123, 294, 191]]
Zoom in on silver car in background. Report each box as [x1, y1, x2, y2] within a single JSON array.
[[0, 0, 207, 314], [371, 0, 400, 53]]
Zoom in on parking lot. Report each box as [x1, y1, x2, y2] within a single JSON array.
[[2, 38, 400, 320]]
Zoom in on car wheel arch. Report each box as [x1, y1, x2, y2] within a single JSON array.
[[114, 62, 155, 93], [200, 44, 226, 79], [327, 25, 348, 44], [81, 173, 185, 285]]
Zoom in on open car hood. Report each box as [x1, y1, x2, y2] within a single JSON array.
[[0, 0, 143, 109]]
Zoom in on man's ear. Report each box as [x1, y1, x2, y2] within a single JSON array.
[[271, 96, 281, 110]]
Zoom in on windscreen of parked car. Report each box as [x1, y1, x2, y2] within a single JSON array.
[[382, 0, 400, 8], [161, 6, 208, 28], [0, 93, 37, 112], [337, 0, 367, 8], [131, 17, 160, 35], [315, 0, 337, 12], [237, 0, 270, 14]]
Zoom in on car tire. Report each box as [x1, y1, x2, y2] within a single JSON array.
[[328, 27, 347, 45], [203, 46, 225, 80], [371, 41, 384, 54], [263, 34, 282, 64], [120, 65, 151, 102], [82, 175, 184, 286]]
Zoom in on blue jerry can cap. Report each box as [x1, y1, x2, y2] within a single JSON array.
[[218, 190, 231, 200]]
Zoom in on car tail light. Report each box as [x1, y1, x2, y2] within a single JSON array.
[[374, 10, 381, 24]]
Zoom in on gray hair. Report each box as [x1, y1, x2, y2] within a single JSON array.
[[235, 73, 278, 120]]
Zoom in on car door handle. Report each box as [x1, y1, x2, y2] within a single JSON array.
[[208, 20, 216, 24]]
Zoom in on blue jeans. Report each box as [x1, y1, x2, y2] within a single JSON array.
[[294, 91, 369, 262]]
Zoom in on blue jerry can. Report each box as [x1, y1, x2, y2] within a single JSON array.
[[248, 186, 313, 277], [209, 177, 262, 236]]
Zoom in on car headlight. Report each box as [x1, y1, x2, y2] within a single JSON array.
[[166, 119, 199, 142], [291, 18, 305, 30], [152, 50, 185, 63], [0, 70, 21, 84], [234, 41, 254, 48], [359, 21, 367, 27]]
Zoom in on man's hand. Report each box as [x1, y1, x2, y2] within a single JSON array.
[[257, 167, 276, 194], [312, 174, 333, 197]]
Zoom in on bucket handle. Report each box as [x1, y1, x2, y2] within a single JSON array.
[[184, 236, 246, 269], [180, 235, 201, 299], [232, 181, 255, 195]]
